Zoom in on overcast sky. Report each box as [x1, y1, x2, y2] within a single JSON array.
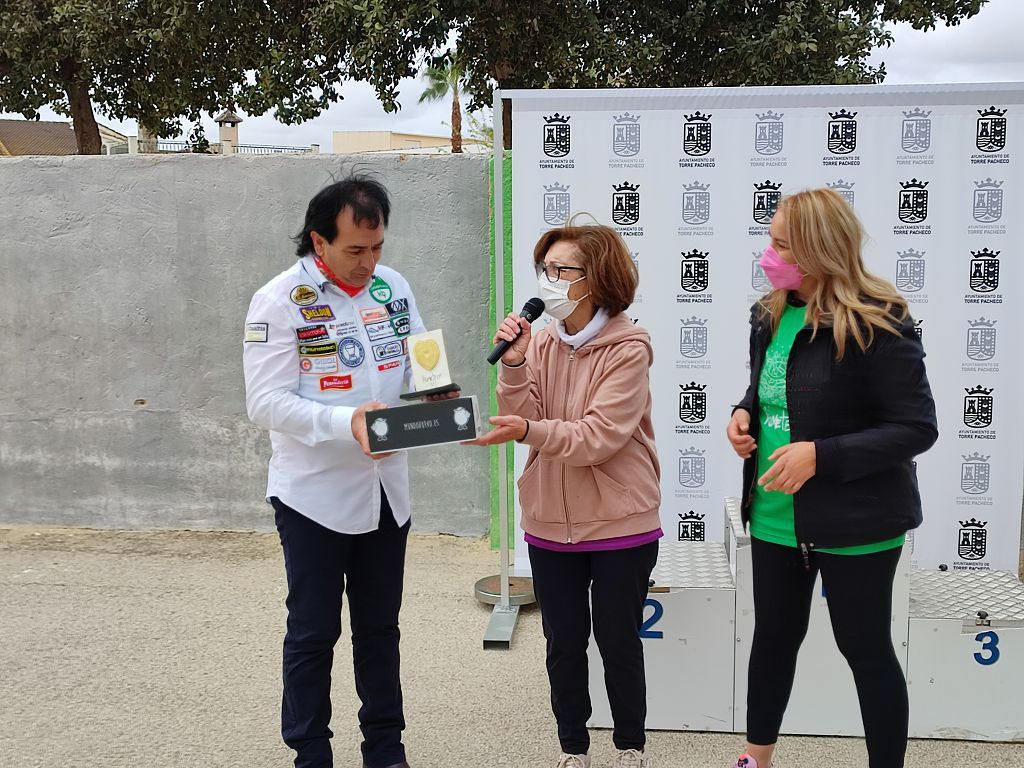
[[7, 0, 1024, 149]]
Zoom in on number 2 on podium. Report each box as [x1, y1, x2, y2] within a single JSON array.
[[640, 598, 663, 639]]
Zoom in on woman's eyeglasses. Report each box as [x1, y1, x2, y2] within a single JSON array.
[[536, 263, 587, 283]]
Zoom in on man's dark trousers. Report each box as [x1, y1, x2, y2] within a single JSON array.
[[272, 491, 409, 768]]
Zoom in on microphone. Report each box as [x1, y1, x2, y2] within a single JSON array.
[[487, 297, 545, 365]]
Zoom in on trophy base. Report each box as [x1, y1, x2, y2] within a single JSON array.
[[399, 382, 461, 401]]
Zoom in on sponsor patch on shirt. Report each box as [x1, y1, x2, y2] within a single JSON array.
[[369, 275, 393, 304], [372, 340, 404, 361], [377, 360, 402, 372], [338, 337, 366, 367], [300, 355, 339, 375], [365, 320, 396, 341], [385, 298, 409, 316], [390, 313, 411, 337], [290, 285, 319, 306], [300, 305, 335, 322], [296, 324, 330, 342], [327, 321, 360, 338], [244, 322, 268, 343], [298, 342, 338, 356], [360, 307, 388, 324], [319, 374, 353, 391]]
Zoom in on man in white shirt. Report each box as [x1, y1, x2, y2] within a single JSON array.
[[243, 174, 448, 768]]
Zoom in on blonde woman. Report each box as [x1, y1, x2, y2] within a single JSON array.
[[726, 189, 938, 768], [472, 222, 660, 768]]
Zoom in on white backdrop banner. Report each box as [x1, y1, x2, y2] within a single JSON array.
[[504, 83, 1024, 573]]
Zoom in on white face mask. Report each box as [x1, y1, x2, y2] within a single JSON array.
[[537, 274, 589, 320]]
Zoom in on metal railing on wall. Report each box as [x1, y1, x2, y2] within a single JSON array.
[[235, 144, 314, 155], [118, 139, 319, 156]]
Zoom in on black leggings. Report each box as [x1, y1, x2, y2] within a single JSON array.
[[747, 537, 907, 768], [529, 541, 659, 755]]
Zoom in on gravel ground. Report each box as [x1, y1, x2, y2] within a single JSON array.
[[1, 527, 1020, 768]]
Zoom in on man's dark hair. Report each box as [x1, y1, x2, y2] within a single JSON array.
[[294, 173, 391, 256]]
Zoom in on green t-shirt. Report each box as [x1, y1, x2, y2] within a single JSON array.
[[749, 302, 904, 556]]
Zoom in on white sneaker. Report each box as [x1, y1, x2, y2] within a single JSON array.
[[556, 754, 591, 768], [614, 748, 651, 768]]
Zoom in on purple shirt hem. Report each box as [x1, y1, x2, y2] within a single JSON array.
[[525, 529, 664, 553]]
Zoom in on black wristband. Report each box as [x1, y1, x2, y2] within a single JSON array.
[[517, 420, 530, 443]]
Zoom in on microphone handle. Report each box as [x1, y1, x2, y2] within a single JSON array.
[[486, 330, 520, 365]]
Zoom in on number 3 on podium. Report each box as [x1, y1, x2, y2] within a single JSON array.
[[974, 631, 1000, 666]]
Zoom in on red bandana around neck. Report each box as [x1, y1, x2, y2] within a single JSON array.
[[313, 255, 364, 297]]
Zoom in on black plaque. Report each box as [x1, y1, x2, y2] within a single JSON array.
[[366, 396, 480, 453]]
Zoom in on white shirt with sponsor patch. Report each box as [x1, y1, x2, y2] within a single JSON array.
[[243, 256, 427, 533]]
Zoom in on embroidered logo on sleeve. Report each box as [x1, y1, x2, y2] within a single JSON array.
[[244, 323, 268, 343]]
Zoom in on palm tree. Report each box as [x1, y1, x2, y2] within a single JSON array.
[[418, 53, 464, 153]]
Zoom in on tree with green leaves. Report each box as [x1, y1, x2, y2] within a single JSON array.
[[0, 1, 277, 153], [418, 54, 466, 153], [0, 0, 443, 154], [1, 1, 990, 154], [444, 0, 990, 146]]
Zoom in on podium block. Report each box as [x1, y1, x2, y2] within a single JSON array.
[[907, 569, 1024, 741], [587, 541, 737, 731]]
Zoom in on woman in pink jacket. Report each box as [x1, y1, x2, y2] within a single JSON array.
[[472, 222, 662, 768]]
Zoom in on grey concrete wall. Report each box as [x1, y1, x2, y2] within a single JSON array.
[[0, 153, 492, 535]]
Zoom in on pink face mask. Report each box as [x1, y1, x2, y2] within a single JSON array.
[[760, 245, 804, 291]]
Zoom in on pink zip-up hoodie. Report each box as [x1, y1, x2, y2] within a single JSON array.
[[497, 312, 661, 544]]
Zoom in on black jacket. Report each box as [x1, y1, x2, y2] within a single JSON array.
[[736, 300, 938, 550]]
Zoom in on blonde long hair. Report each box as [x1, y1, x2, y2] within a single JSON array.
[[760, 188, 908, 359]]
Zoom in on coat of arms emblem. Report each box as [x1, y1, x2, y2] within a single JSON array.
[[679, 317, 708, 358], [753, 180, 782, 224], [969, 249, 1000, 293], [683, 111, 712, 156], [612, 113, 641, 157], [895, 249, 926, 293], [754, 111, 784, 155], [963, 385, 994, 429], [612, 182, 640, 225], [678, 382, 707, 424], [973, 178, 1003, 223], [680, 250, 709, 293], [958, 518, 988, 560], [827, 109, 858, 154], [542, 113, 571, 157], [898, 179, 929, 223], [682, 181, 710, 225], [966, 318, 997, 362], [543, 183, 570, 225], [901, 108, 932, 153], [976, 106, 1007, 153]]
